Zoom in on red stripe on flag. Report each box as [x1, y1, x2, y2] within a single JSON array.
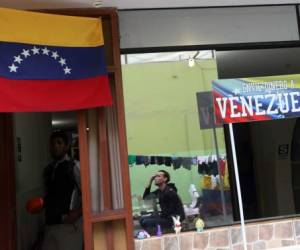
[[0, 75, 112, 112]]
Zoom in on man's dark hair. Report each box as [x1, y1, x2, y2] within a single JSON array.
[[158, 170, 170, 183], [50, 130, 69, 145]]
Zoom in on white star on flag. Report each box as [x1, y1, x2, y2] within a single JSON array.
[[42, 47, 50, 55], [51, 51, 59, 60], [31, 46, 40, 55], [14, 55, 23, 64], [9, 64, 18, 73], [64, 66, 71, 74], [21, 49, 30, 58], [59, 58, 66, 66]]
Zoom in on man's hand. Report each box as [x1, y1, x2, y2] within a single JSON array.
[[147, 175, 156, 188], [63, 209, 82, 224]]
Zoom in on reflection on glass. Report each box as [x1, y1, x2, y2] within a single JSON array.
[[122, 51, 233, 236]]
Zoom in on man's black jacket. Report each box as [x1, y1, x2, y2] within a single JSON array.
[[143, 183, 185, 222]]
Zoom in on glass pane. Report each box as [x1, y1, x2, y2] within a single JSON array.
[[216, 48, 300, 221], [87, 109, 102, 213], [106, 96, 124, 209], [122, 51, 233, 236], [86, 101, 125, 213]]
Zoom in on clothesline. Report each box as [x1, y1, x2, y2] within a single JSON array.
[[128, 154, 226, 169]]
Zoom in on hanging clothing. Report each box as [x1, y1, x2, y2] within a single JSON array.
[[164, 157, 172, 166], [203, 175, 212, 189], [182, 157, 192, 170], [136, 155, 146, 165], [224, 161, 230, 189], [191, 157, 197, 165], [172, 157, 182, 170], [150, 156, 156, 165], [219, 159, 226, 176], [128, 155, 136, 165], [144, 156, 150, 166], [156, 156, 164, 165], [198, 162, 209, 175], [209, 161, 219, 176]]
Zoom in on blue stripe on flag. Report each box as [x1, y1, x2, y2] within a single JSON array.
[[0, 41, 107, 80]]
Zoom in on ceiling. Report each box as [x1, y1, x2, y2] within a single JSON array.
[[1, 0, 300, 10]]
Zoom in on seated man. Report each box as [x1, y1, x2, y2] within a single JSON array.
[[140, 170, 185, 233]]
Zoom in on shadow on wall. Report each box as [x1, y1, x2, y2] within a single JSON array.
[[291, 117, 300, 214], [250, 118, 296, 218]]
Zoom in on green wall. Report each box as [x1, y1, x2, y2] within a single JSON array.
[[122, 59, 226, 207], [129, 164, 201, 211]]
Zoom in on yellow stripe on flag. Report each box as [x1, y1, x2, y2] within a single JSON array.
[[0, 8, 104, 47]]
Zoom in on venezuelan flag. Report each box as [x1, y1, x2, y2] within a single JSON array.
[[0, 7, 112, 112]]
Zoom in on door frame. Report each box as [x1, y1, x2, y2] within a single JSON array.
[[0, 8, 134, 250], [0, 114, 16, 250]]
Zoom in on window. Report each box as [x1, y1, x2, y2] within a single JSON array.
[[217, 48, 300, 221], [122, 51, 233, 236]]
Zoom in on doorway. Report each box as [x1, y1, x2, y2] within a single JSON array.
[[0, 114, 16, 250], [0, 111, 81, 250]]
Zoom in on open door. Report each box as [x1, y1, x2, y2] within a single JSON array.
[[0, 114, 16, 250], [0, 8, 134, 250]]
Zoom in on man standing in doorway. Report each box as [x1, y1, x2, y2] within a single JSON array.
[[140, 170, 185, 233], [42, 131, 82, 250]]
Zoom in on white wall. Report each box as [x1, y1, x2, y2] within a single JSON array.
[[250, 118, 296, 217], [13, 113, 52, 250]]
